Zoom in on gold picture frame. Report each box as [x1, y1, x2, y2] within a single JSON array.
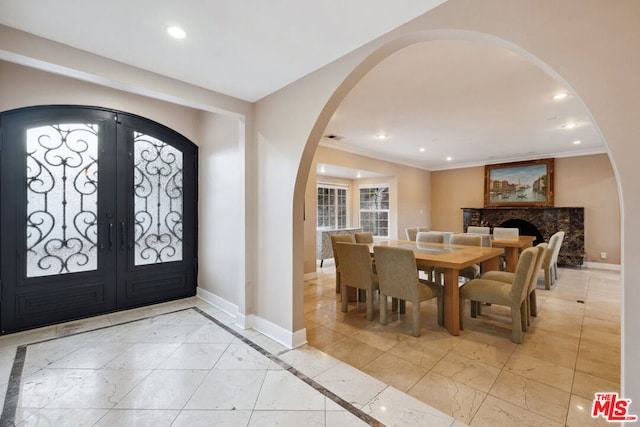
[[484, 158, 554, 207]]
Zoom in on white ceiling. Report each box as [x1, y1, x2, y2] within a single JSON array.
[[0, 0, 444, 102], [322, 39, 606, 171], [317, 163, 389, 181], [0, 1, 606, 173]]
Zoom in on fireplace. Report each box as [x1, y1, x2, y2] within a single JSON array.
[[497, 219, 545, 245], [462, 207, 585, 266]]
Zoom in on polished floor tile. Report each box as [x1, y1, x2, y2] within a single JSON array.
[[306, 263, 622, 425], [0, 263, 622, 426], [1, 300, 450, 426]]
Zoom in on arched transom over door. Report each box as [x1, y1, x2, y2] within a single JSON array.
[[0, 106, 198, 334]]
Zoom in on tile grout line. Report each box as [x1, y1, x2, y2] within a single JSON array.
[[565, 273, 589, 426], [0, 307, 198, 426], [191, 307, 385, 427], [0, 305, 385, 426]]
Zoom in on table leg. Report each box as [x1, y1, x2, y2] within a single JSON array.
[[481, 256, 500, 273], [442, 268, 460, 335], [504, 247, 519, 272]]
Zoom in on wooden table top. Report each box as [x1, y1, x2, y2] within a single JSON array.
[[490, 235, 536, 248], [368, 240, 504, 270]]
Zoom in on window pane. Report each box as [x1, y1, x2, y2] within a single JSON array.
[[134, 132, 183, 265], [359, 186, 389, 237], [26, 124, 99, 277], [317, 185, 348, 229]]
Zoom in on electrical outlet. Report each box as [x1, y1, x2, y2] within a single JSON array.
[[600, 252, 607, 260]]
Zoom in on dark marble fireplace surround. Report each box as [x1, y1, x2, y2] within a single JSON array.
[[462, 207, 585, 266]]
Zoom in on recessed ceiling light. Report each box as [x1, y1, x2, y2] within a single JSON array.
[[356, 172, 362, 178], [419, 147, 426, 152], [446, 156, 453, 161], [375, 133, 387, 140], [562, 122, 577, 129], [573, 140, 582, 145], [553, 92, 569, 100], [167, 26, 187, 39]]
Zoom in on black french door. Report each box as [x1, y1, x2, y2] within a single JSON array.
[[0, 106, 197, 334]]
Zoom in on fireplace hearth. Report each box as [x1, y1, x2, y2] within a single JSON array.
[[462, 207, 585, 266]]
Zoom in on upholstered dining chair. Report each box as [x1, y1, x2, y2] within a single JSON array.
[[405, 227, 419, 241], [464, 232, 492, 248], [467, 226, 490, 235], [434, 233, 483, 284], [354, 232, 374, 244], [330, 233, 355, 293], [354, 231, 377, 287], [416, 231, 445, 243], [541, 231, 565, 289], [480, 243, 547, 329], [416, 231, 445, 282], [493, 227, 519, 270], [373, 245, 442, 337], [493, 227, 519, 239], [334, 242, 379, 320], [459, 246, 538, 343], [416, 226, 430, 232]]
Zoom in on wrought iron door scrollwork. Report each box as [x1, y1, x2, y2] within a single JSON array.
[[133, 132, 183, 265], [25, 124, 99, 277]]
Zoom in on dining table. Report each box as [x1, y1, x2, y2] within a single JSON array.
[[490, 235, 536, 273], [368, 240, 504, 336]]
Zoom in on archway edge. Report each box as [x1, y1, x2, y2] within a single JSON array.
[[282, 3, 636, 401]]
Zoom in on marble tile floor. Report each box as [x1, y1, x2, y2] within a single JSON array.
[[305, 261, 622, 426], [0, 296, 460, 427]]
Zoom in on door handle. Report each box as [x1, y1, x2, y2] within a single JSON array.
[[120, 222, 126, 251], [108, 222, 114, 251]]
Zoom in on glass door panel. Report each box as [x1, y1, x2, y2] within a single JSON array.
[[26, 123, 100, 277], [133, 131, 183, 266]]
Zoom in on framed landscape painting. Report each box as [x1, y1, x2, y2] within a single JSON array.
[[484, 158, 554, 207]]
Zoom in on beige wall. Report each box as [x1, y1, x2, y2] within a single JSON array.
[[431, 154, 620, 265], [0, 60, 251, 317], [0, 61, 201, 143], [304, 145, 431, 274]]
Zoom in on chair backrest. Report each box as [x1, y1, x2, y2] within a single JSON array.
[[405, 227, 419, 241], [493, 227, 519, 240], [550, 231, 565, 264], [416, 226, 430, 232], [510, 246, 538, 302], [416, 231, 444, 244], [528, 243, 548, 293], [334, 242, 376, 290], [354, 232, 374, 244], [373, 245, 420, 301], [449, 233, 483, 247], [542, 231, 563, 268], [467, 226, 490, 234], [330, 234, 354, 267], [461, 232, 492, 247]]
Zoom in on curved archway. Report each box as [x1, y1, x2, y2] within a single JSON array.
[[292, 26, 622, 374]]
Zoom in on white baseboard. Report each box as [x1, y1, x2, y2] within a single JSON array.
[[196, 287, 307, 349], [196, 287, 239, 318], [304, 272, 318, 281], [250, 315, 308, 349], [583, 261, 621, 271]]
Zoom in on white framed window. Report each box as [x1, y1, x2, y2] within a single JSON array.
[[317, 184, 349, 229], [359, 185, 389, 237]]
